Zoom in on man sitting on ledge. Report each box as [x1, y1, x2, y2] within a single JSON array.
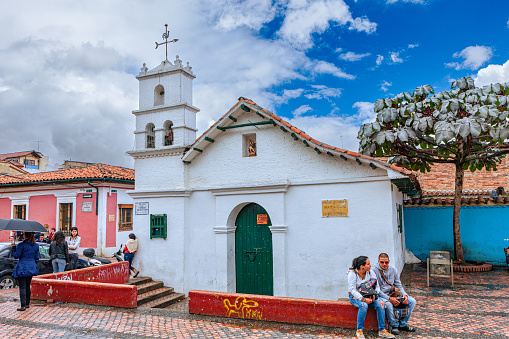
[[373, 253, 416, 335]]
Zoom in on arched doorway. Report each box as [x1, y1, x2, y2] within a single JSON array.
[[235, 203, 273, 296]]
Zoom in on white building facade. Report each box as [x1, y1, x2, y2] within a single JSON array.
[[128, 56, 416, 300]]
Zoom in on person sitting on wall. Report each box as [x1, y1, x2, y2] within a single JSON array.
[[36, 234, 47, 243], [373, 253, 417, 335], [348, 255, 395, 339]]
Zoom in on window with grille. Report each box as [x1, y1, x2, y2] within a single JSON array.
[[150, 214, 167, 239], [118, 204, 133, 231], [146, 123, 155, 149], [14, 205, 26, 219]]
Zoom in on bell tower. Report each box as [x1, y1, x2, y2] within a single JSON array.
[[131, 55, 199, 152]]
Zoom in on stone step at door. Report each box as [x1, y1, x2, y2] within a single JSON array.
[[126, 276, 186, 309]]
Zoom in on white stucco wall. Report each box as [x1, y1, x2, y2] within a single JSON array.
[[130, 112, 406, 300]]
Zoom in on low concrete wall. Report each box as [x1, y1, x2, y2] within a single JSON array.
[[31, 262, 136, 308], [189, 290, 379, 330]]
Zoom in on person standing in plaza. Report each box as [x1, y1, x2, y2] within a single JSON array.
[[348, 256, 394, 339], [11, 232, 39, 311], [67, 227, 81, 270], [124, 233, 139, 278], [373, 253, 416, 335], [49, 231, 70, 273], [48, 227, 56, 241]]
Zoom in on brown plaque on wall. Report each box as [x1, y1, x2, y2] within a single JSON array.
[[257, 214, 268, 224], [322, 200, 348, 217]]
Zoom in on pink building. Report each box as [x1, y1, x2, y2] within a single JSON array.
[[0, 164, 135, 256]]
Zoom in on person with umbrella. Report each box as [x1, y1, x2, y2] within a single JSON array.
[[11, 232, 39, 311]]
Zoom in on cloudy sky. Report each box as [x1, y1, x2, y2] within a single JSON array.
[[0, 0, 508, 168]]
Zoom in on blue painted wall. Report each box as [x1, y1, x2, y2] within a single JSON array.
[[404, 205, 509, 265]]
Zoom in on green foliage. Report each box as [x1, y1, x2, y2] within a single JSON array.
[[358, 77, 509, 173]]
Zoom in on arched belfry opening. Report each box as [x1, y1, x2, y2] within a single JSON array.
[[154, 85, 165, 106], [164, 121, 174, 146], [146, 123, 155, 149]]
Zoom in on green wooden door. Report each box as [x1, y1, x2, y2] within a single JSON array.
[[235, 203, 273, 296]]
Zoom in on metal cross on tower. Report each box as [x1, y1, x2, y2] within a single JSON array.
[[155, 24, 178, 61]]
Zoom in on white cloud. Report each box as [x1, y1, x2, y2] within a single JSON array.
[[376, 55, 384, 66], [352, 101, 376, 125], [348, 16, 377, 34], [304, 85, 342, 99], [408, 43, 419, 49], [339, 51, 371, 61], [284, 102, 376, 152], [473, 59, 509, 87], [386, 0, 425, 4], [380, 80, 392, 92], [445, 45, 493, 71], [270, 88, 305, 105], [312, 60, 355, 79], [286, 114, 360, 151], [214, 0, 277, 31], [278, 0, 377, 49], [390, 52, 403, 63], [292, 104, 313, 117]]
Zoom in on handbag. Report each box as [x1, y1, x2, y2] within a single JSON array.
[[358, 278, 378, 297]]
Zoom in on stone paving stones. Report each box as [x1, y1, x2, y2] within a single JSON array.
[[0, 263, 508, 338]]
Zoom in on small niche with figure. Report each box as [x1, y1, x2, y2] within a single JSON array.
[[243, 134, 256, 157]]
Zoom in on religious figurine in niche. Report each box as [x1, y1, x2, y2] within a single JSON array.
[[164, 127, 174, 146], [248, 139, 256, 157]]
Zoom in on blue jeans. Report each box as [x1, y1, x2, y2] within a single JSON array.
[[52, 258, 66, 273], [124, 252, 135, 272], [349, 294, 386, 331], [69, 253, 79, 270], [382, 296, 416, 327]]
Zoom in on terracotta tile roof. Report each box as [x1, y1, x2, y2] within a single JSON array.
[[185, 97, 417, 186], [0, 161, 29, 174], [0, 163, 134, 186], [0, 150, 40, 161]]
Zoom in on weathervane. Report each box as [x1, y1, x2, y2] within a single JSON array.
[[155, 24, 178, 61]]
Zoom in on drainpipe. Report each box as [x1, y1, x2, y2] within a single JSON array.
[[87, 180, 99, 215]]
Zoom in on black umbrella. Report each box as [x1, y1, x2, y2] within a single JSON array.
[[0, 219, 47, 232]]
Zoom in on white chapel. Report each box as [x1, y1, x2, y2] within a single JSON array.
[[127, 55, 417, 300]]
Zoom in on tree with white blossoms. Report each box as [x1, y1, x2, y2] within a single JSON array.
[[358, 77, 509, 264]]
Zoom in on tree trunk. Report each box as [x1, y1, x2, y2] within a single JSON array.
[[453, 161, 466, 264]]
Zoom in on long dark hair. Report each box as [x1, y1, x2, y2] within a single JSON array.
[[129, 233, 136, 240], [53, 231, 65, 246], [24, 232, 35, 243], [70, 226, 79, 237], [351, 256, 369, 270]]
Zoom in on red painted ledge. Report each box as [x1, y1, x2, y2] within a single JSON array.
[[189, 290, 379, 330], [31, 262, 136, 308]]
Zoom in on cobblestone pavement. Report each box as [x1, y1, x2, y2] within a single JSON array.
[[0, 264, 506, 338]]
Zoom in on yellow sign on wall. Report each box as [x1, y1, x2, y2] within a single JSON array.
[[322, 200, 348, 217]]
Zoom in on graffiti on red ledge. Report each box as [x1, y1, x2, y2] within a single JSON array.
[[48, 262, 129, 283], [224, 296, 263, 320]]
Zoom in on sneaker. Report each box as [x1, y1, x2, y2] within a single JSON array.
[[390, 327, 400, 335], [398, 325, 416, 332], [379, 329, 396, 338], [356, 329, 366, 339]]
